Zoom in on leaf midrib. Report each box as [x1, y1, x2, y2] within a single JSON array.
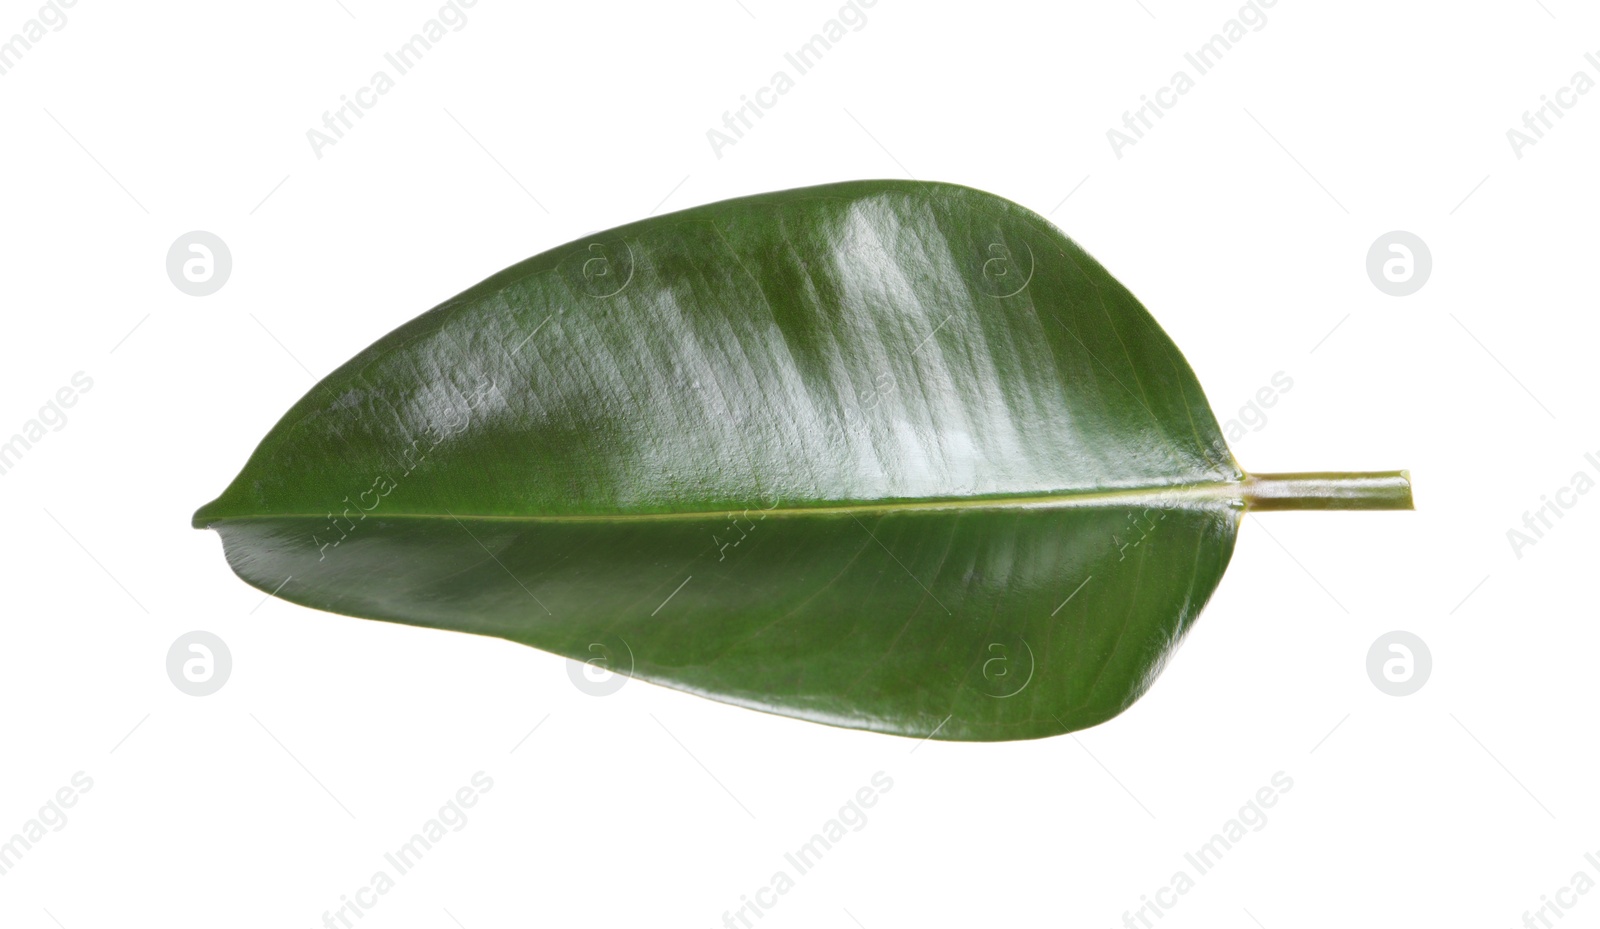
[[196, 480, 1249, 527]]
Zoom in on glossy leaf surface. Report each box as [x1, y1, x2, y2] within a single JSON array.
[[194, 180, 1408, 741]]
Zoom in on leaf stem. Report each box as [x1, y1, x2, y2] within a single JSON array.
[[1242, 470, 1413, 511]]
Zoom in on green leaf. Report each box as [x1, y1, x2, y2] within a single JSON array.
[[193, 180, 1410, 741]]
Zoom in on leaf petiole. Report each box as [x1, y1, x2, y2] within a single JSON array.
[[1242, 471, 1414, 511]]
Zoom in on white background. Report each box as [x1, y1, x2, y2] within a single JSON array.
[[1, 1, 1596, 927]]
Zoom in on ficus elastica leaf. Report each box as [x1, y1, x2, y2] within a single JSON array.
[[194, 180, 1411, 741]]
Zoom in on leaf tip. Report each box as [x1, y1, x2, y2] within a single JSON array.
[[191, 498, 224, 530]]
